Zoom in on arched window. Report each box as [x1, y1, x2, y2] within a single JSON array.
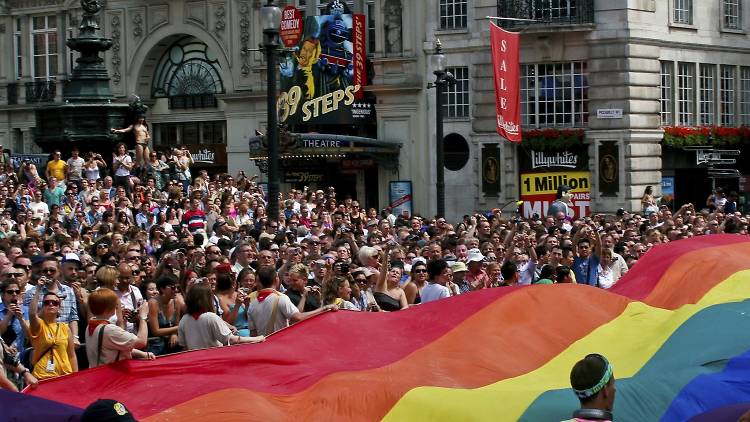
[[152, 37, 224, 108]]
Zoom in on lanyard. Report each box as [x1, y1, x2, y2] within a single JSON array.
[[47, 322, 61, 365]]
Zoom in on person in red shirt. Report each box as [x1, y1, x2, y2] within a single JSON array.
[[464, 249, 490, 290], [181, 198, 206, 235]]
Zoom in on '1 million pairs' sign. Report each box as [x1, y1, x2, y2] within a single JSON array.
[[520, 171, 591, 219]]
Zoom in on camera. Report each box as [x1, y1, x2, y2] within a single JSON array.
[[334, 261, 350, 273]]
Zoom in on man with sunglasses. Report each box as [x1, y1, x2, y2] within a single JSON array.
[[0, 278, 29, 361], [23, 257, 79, 348]]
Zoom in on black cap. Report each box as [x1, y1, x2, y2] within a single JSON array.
[[616, 208, 625, 216], [81, 399, 137, 422]]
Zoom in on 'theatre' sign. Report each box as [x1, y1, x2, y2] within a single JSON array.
[[490, 23, 521, 142]]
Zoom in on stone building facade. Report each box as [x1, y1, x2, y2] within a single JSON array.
[[0, 0, 749, 220]]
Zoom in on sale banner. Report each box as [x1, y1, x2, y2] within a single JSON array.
[[519, 171, 591, 218], [490, 23, 521, 142]]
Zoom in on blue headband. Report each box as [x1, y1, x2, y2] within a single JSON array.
[[573, 355, 613, 399]]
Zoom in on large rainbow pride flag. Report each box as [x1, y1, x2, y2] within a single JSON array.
[[16, 235, 750, 421]]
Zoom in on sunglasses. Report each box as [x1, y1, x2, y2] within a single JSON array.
[[414, 269, 428, 274], [97, 244, 109, 249], [43, 300, 60, 306], [41, 268, 56, 274], [4, 273, 22, 278], [4, 289, 20, 295]]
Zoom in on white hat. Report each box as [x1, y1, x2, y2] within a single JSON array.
[[62, 253, 82, 266], [467, 248, 485, 263]]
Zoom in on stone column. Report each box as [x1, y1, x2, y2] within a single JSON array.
[[587, 40, 663, 212]]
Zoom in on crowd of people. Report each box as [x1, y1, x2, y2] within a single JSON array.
[[0, 143, 747, 398]]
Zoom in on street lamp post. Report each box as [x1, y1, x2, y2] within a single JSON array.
[[261, 0, 282, 221], [432, 39, 448, 218]]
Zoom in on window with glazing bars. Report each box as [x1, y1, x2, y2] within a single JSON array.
[[720, 65, 736, 126], [520, 62, 588, 128], [723, 0, 742, 29], [14, 19, 22, 80], [699, 64, 715, 125], [660, 61, 674, 126], [31, 15, 58, 80], [443, 66, 470, 118], [740, 67, 750, 125], [533, 0, 578, 20], [674, 0, 693, 24], [677, 62, 695, 126], [440, 0, 468, 29]]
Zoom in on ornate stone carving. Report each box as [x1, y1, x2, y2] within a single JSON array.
[[132, 12, 143, 38], [110, 14, 121, 84], [239, 2, 250, 76], [8, 0, 63, 8], [214, 3, 226, 35], [384, 0, 402, 54]]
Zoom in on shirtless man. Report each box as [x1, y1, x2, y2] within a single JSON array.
[[111, 116, 151, 169]]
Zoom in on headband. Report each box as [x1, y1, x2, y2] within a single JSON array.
[[574, 354, 613, 399]]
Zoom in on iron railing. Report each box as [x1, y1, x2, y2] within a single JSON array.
[[6, 84, 18, 105], [497, 0, 595, 29], [169, 94, 218, 109], [24, 81, 56, 103]]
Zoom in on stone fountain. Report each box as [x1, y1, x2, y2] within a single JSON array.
[[34, 0, 131, 154]]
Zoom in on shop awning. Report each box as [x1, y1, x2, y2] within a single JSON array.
[[248, 133, 401, 160]]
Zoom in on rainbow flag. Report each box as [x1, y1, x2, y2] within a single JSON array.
[[22, 235, 750, 421]]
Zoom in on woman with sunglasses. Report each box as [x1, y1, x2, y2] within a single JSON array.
[[146, 276, 182, 356], [403, 260, 428, 305], [28, 285, 77, 380]]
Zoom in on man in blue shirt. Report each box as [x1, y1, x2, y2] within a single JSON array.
[[572, 226, 602, 287], [0, 276, 29, 356]]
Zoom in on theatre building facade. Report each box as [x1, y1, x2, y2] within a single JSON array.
[[1, 0, 750, 219], [0, 0, 430, 217]]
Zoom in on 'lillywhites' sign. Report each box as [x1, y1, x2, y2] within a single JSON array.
[[531, 151, 578, 169]]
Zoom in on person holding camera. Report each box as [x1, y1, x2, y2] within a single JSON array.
[[86, 288, 154, 368], [111, 143, 133, 196], [114, 263, 144, 334], [28, 282, 78, 380], [83, 152, 107, 183], [322, 275, 358, 311]]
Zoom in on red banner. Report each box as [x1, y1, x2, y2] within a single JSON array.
[[352, 14, 367, 99], [490, 23, 521, 142]]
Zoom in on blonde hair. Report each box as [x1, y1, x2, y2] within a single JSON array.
[[288, 263, 309, 278], [96, 265, 119, 289]]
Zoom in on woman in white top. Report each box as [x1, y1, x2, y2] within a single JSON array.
[[597, 249, 617, 289], [178, 283, 264, 351], [83, 152, 107, 182], [85, 288, 154, 368]]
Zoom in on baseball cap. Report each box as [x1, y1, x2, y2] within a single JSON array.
[[62, 253, 82, 266], [81, 399, 137, 422], [466, 248, 485, 263]]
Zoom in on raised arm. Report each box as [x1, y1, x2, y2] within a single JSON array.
[[28, 287, 41, 336], [111, 125, 134, 134], [375, 249, 388, 292]]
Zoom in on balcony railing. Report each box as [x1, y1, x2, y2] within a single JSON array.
[[169, 94, 218, 110], [496, 0, 595, 29], [24, 81, 56, 103], [6, 84, 18, 105]]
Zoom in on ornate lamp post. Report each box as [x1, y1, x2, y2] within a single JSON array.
[[261, 0, 282, 221], [431, 39, 448, 218]]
